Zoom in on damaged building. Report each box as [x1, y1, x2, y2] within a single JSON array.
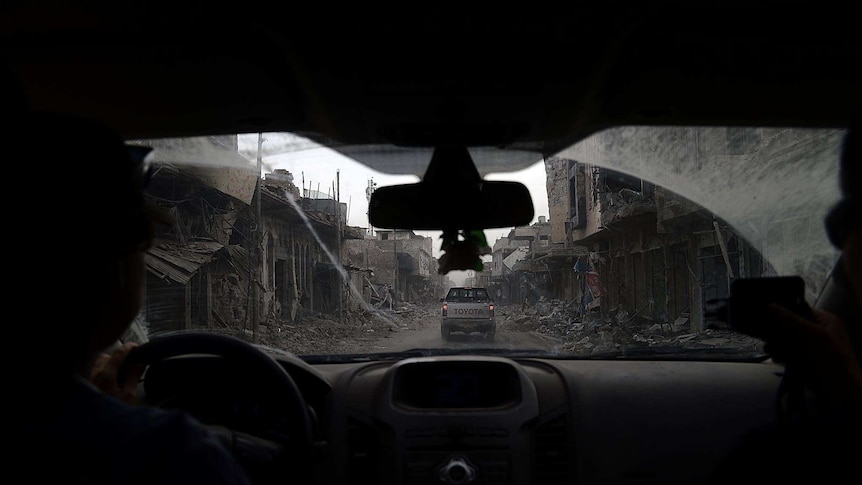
[[258, 169, 365, 322], [341, 229, 442, 307], [543, 126, 841, 331], [542, 157, 764, 332], [487, 217, 586, 307], [138, 137, 364, 338]]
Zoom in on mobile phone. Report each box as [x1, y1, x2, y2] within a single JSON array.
[[725, 276, 813, 341]]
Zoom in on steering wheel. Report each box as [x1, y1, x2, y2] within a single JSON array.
[[119, 332, 314, 483]]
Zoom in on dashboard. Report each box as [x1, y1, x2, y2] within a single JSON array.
[[140, 352, 784, 485]]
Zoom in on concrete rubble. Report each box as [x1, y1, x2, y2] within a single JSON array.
[[498, 297, 763, 355], [175, 298, 762, 357], [187, 301, 440, 355]]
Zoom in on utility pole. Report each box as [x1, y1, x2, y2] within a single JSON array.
[[393, 234, 398, 308], [337, 170, 343, 324], [252, 132, 262, 343], [365, 178, 376, 237]]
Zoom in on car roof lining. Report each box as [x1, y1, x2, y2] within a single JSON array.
[[2, 1, 860, 175]]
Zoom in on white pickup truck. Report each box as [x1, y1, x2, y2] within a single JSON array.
[[440, 286, 496, 341]]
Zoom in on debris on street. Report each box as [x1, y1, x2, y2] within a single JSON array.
[[498, 297, 762, 355], [177, 297, 763, 357], [187, 301, 440, 355]]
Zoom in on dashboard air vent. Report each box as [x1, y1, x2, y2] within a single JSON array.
[[347, 417, 382, 485], [533, 414, 570, 485]]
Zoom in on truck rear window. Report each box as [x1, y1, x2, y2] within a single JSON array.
[[445, 288, 489, 302]]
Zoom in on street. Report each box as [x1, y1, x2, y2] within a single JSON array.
[[236, 298, 763, 358], [246, 301, 568, 357], [364, 319, 566, 354]]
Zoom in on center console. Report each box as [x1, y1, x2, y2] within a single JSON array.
[[371, 356, 541, 485]]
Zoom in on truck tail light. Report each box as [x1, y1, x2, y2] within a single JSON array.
[[489, 304, 494, 317], [442, 303, 448, 316]]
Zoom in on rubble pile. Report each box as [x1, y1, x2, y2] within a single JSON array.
[[499, 297, 763, 355], [179, 297, 763, 358], [189, 301, 441, 355]]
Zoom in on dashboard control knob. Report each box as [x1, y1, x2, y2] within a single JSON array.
[[438, 456, 477, 484]]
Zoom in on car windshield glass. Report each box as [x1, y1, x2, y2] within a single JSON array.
[[129, 125, 842, 360]]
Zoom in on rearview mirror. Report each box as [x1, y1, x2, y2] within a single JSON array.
[[368, 180, 534, 230], [367, 145, 535, 231]]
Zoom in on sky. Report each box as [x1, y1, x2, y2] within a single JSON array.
[[237, 134, 550, 284]]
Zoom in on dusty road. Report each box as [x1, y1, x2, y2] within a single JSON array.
[[248, 302, 565, 356], [362, 317, 566, 354]]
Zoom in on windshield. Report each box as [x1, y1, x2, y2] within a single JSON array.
[[128, 126, 842, 361]]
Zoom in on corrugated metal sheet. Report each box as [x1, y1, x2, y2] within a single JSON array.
[[503, 247, 528, 269], [226, 245, 250, 284], [146, 240, 224, 284]]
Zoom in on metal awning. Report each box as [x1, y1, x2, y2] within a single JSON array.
[[146, 240, 224, 284], [149, 142, 258, 204]]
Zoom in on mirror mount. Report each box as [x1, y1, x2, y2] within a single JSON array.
[[421, 145, 482, 186]]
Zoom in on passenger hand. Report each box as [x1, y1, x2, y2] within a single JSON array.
[[767, 304, 862, 411], [90, 342, 146, 405]]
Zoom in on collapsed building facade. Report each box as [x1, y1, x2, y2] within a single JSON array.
[[542, 159, 766, 332], [341, 229, 442, 307], [490, 127, 840, 332], [137, 136, 364, 339], [484, 219, 576, 307]]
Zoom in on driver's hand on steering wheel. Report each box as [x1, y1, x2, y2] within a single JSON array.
[[90, 342, 146, 405]]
